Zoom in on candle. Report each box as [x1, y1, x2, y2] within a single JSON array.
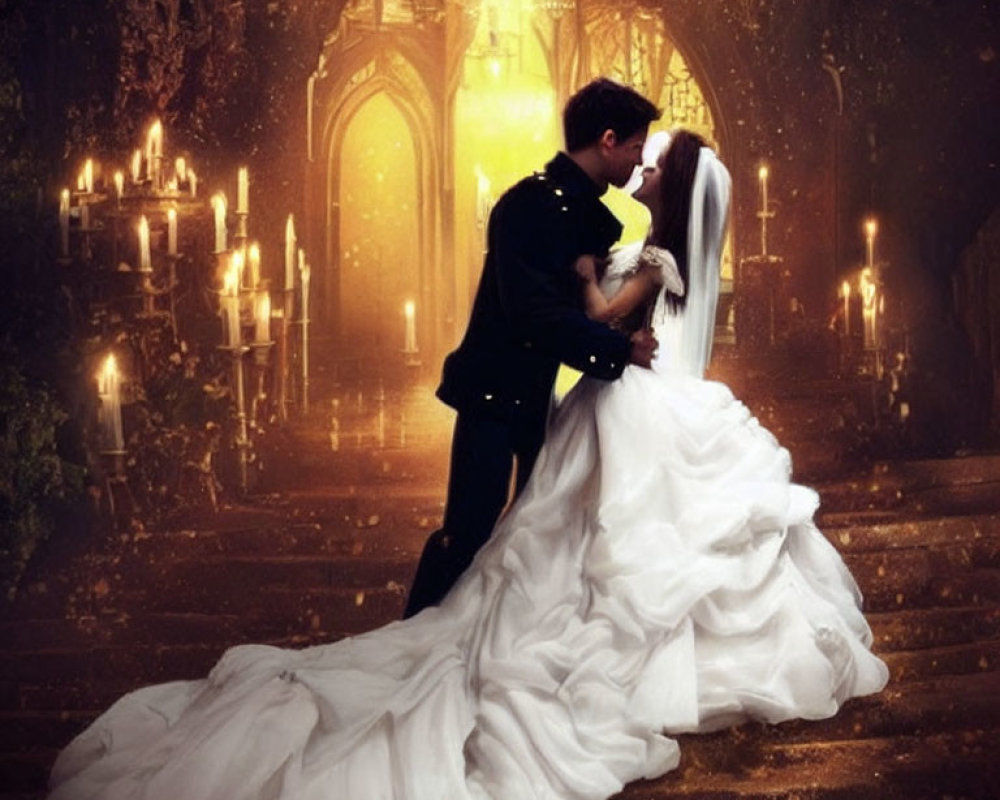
[[248, 242, 261, 288], [146, 120, 162, 186], [285, 214, 296, 291], [223, 256, 241, 347], [841, 280, 851, 337], [97, 354, 124, 452], [138, 215, 151, 272], [254, 291, 271, 343], [59, 188, 70, 257], [237, 167, 249, 215], [300, 258, 310, 402], [175, 156, 187, 183], [83, 158, 94, 194], [233, 248, 245, 289], [130, 149, 142, 184], [211, 193, 227, 252], [167, 208, 177, 256], [404, 300, 417, 353], [865, 218, 877, 269], [758, 165, 769, 213], [80, 202, 90, 232], [114, 171, 124, 206], [860, 269, 876, 349], [188, 168, 198, 198]]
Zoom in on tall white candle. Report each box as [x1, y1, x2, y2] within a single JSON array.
[[147, 120, 163, 187], [285, 215, 296, 291], [255, 291, 271, 343], [211, 193, 227, 252], [83, 158, 94, 194], [404, 300, 417, 352], [300, 260, 310, 393], [865, 218, 877, 270], [248, 242, 261, 288], [138, 216, 151, 272], [97, 354, 124, 452], [175, 156, 187, 183], [167, 208, 178, 256], [233, 248, 245, 290], [59, 189, 70, 257], [188, 168, 198, 198], [237, 167, 249, 215], [114, 171, 124, 206], [130, 149, 142, 184], [759, 165, 769, 213]]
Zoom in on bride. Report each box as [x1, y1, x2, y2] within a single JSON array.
[[48, 131, 888, 800]]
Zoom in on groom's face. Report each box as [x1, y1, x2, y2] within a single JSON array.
[[603, 128, 648, 189]]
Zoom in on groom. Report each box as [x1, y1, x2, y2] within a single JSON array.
[[403, 78, 661, 618]]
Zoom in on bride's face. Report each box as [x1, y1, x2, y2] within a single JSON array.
[[631, 162, 662, 210]]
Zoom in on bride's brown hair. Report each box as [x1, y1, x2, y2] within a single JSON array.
[[647, 129, 706, 312]]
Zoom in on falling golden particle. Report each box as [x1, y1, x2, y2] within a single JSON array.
[[979, 656, 990, 670], [310, 614, 321, 630], [93, 578, 110, 599], [940, 586, 952, 598], [351, 541, 364, 556], [896, 593, 905, 605], [877, 565, 886, 577], [355, 591, 365, 607], [367, 515, 380, 527], [870, 483, 880, 493], [839, 532, 851, 546]]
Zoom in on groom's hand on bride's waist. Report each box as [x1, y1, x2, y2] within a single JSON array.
[[628, 329, 658, 369]]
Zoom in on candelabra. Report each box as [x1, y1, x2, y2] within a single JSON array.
[[220, 342, 251, 492]]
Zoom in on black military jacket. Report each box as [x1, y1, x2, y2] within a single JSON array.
[[437, 152, 632, 421]]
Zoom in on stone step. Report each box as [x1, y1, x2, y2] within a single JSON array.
[[1, 673, 996, 797], [867, 605, 1000, 652], [821, 511, 1000, 553], [616, 729, 997, 799]]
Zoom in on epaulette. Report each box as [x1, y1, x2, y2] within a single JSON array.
[[526, 170, 572, 215]]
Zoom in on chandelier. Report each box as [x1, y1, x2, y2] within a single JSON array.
[[534, 0, 577, 20]]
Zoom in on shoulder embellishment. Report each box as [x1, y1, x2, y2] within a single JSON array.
[[639, 245, 685, 296]]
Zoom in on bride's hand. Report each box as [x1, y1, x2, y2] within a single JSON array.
[[573, 254, 599, 283]]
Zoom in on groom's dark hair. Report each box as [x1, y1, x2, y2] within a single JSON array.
[[563, 78, 661, 152]]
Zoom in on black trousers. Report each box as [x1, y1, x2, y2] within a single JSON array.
[[402, 408, 544, 618]]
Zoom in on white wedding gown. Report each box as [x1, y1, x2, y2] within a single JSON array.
[[49, 237, 889, 800]]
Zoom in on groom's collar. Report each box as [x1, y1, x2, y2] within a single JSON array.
[[545, 152, 605, 200]]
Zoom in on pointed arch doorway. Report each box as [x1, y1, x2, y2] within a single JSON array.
[[337, 91, 420, 358]]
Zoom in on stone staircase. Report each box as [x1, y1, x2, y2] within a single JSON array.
[[1, 369, 998, 799]]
